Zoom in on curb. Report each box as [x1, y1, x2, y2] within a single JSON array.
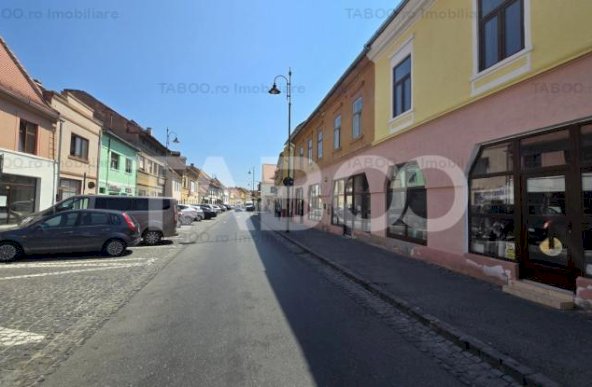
[[266, 221, 559, 387]]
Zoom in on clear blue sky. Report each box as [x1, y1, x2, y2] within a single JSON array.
[[1, 0, 399, 188]]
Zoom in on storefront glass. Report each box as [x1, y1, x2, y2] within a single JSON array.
[[0, 174, 37, 225]]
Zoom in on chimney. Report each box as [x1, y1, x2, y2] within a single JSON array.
[[146, 127, 152, 135]]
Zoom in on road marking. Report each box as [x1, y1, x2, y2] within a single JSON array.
[[0, 259, 156, 281], [0, 257, 154, 269], [0, 327, 45, 347]]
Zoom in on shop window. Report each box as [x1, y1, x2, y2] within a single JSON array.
[[392, 55, 411, 117], [521, 130, 570, 169], [582, 125, 592, 165], [583, 173, 592, 215], [18, 119, 37, 155], [387, 163, 427, 243], [59, 178, 82, 201], [308, 184, 322, 221], [471, 142, 513, 175], [469, 143, 516, 259], [332, 179, 345, 226], [0, 174, 37, 224], [348, 174, 371, 232], [478, 0, 524, 71], [70, 134, 89, 160]]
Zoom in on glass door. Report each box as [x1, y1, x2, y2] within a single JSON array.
[[522, 173, 579, 289]]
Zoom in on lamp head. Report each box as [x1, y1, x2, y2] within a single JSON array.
[[268, 83, 281, 95], [172, 137, 180, 144]]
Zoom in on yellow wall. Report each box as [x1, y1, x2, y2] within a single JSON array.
[[372, 0, 592, 143]]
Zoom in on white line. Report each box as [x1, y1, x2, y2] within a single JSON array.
[[0, 257, 154, 269], [0, 327, 45, 347], [0, 260, 155, 281]]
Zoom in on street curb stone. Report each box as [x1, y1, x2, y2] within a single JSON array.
[[267, 221, 560, 387]]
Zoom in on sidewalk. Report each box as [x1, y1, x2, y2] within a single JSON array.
[[260, 213, 592, 387]]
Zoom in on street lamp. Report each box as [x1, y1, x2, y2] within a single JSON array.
[[164, 128, 180, 191], [248, 167, 256, 209], [268, 68, 292, 232]]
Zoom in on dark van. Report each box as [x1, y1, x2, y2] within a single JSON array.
[[27, 195, 178, 245]]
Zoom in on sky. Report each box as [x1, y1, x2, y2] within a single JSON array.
[[1, 0, 400, 188]]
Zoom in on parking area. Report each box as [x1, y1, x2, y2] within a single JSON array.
[[0, 215, 224, 387]]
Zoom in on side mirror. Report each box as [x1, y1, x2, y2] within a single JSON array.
[[32, 224, 44, 233]]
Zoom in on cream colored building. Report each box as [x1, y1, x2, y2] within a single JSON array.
[[44, 90, 102, 200]]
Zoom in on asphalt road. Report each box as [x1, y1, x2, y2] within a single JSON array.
[[42, 212, 464, 387]]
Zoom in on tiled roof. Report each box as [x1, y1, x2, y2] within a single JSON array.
[[0, 37, 57, 118]]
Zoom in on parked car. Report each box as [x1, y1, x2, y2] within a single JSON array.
[[245, 204, 256, 212], [0, 209, 141, 262], [23, 196, 178, 246], [211, 205, 222, 213], [199, 204, 217, 219], [190, 205, 205, 220], [178, 204, 199, 223]]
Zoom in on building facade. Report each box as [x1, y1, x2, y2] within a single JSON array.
[[286, 0, 592, 307], [44, 90, 101, 201], [98, 130, 138, 196], [0, 38, 59, 224]]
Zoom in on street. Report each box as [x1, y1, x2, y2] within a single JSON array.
[[0, 212, 512, 387]]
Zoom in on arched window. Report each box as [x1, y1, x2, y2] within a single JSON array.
[[386, 162, 427, 244]]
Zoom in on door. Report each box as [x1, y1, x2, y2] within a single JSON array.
[[521, 173, 580, 289], [76, 211, 114, 251], [26, 212, 81, 254]]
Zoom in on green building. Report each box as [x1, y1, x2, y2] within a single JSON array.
[[98, 130, 139, 196]]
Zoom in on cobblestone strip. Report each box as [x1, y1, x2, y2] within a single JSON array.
[[266, 229, 558, 387], [0, 247, 182, 387]]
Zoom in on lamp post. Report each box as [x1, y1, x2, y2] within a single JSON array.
[[248, 167, 256, 209], [164, 128, 180, 195], [268, 68, 292, 232]]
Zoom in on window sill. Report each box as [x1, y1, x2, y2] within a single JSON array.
[[389, 109, 414, 125], [351, 134, 364, 144], [68, 155, 89, 164], [471, 47, 532, 82], [333, 146, 342, 153]]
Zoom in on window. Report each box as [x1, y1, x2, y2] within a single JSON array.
[[317, 130, 323, 159], [347, 174, 371, 232], [95, 197, 132, 211], [190, 181, 197, 193], [307, 138, 313, 164], [18, 119, 37, 155], [331, 179, 346, 226], [41, 213, 79, 228], [308, 184, 322, 221], [387, 162, 427, 243], [138, 156, 145, 171], [110, 152, 120, 170], [352, 97, 363, 139], [80, 212, 110, 226], [478, 0, 524, 71], [125, 158, 133, 173], [333, 115, 341, 149], [469, 142, 515, 259], [70, 134, 89, 160], [299, 146, 304, 168], [59, 179, 82, 201], [393, 56, 411, 117], [521, 130, 569, 169]]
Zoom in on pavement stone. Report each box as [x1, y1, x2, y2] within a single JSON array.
[[0, 216, 224, 387]]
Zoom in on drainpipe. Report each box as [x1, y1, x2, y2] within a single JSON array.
[[96, 129, 102, 194], [54, 119, 64, 204]]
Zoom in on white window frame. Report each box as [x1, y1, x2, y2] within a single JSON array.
[[390, 36, 414, 121], [317, 129, 323, 160], [333, 115, 341, 150], [352, 97, 363, 139]]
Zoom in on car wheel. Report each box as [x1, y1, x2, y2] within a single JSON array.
[[180, 215, 192, 225], [143, 230, 162, 246], [103, 239, 127, 257], [0, 241, 22, 263]]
